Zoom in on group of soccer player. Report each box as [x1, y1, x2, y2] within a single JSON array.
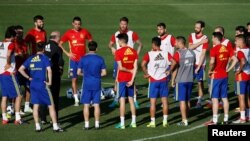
[[1, 15, 250, 132]]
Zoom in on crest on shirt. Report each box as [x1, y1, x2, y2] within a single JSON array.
[[80, 34, 84, 39], [72, 40, 77, 44], [219, 46, 228, 53], [124, 48, 134, 55]]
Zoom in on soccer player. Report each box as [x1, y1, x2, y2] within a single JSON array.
[[0, 26, 23, 125], [77, 41, 107, 130], [15, 25, 33, 113], [233, 35, 250, 123], [44, 31, 64, 121], [189, 20, 209, 108], [108, 17, 142, 108], [235, 25, 247, 36], [205, 32, 237, 125], [59, 16, 92, 106], [114, 33, 138, 129], [204, 26, 234, 109], [18, 42, 63, 132], [172, 36, 195, 126], [25, 15, 47, 55], [141, 37, 175, 127]]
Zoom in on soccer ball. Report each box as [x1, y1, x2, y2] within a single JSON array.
[[7, 105, 14, 115]]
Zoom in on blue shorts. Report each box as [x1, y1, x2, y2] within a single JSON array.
[[0, 74, 21, 98], [113, 61, 118, 79], [210, 78, 228, 98], [174, 82, 193, 101], [81, 89, 101, 104], [148, 80, 169, 98], [69, 60, 79, 79], [194, 66, 205, 81], [30, 80, 54, 105], [117, 82, 135, 98], [235, 81, 249, 95]]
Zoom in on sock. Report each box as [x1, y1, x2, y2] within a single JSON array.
[[120, 117, 125, 126], [15, 112, 21, 121], [240, 111, 246, 119], [74, 94, 79, 101], [95, 121, 99, 128], [134, 95, 137, 102], [224, 114, 229, 122], [25, 102, 30, 108], [197, 96, 202, 103], [35, 123, 41, 130], [131, 115, 136, 124], [150, 117, 155, 123], [183, 119, 188, 125], [53, 123, 59, 130], [2, 113, 7, 121], [212, 115, 218, 123], [85, 121, 89, 128], [163, 115, 168, 122]]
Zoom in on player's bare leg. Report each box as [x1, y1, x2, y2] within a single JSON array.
[[196, 81, 204, 108], [33, 104, 41, 131], [211, 98, 219, 124], [94, 104, 100, 128], [109, 81, 119, 108], [48, 104, 63, 132], [24, 89, 33, 113], [178, 101, 188, 126], [133, 85, 139, 109], [128, 96, 136, 127], [72, 78, 79, 106], [147, 98, 156, 127], [161, 97, 169, 127], [1, 97, 8, 124], [221, 98, 229, 124], [14, 95, 23, 124], [83, 104, 90, 129], [116, 97, 125, 129], [233, 95, 246, 123]]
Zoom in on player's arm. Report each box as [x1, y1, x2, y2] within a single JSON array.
[[18, 65, 32, 80], [166, 53, 177, 76], [59, 41, 75, 59], [195, 49, 206, 73], [236, 57, 246, 74], [135, 39, 143, 55], [141, 60, 149, 78], [127, 59, 138, 87], [108, 41, 116, 55], [188, 38, 208, 50], [117, 61, 132, 73], [171, 67, 178, 87], [226, 56, 238, 72], [208, 57, 215, 76], [45, 66, 52, 86]]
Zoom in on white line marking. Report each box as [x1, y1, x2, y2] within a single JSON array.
[[0, 3, 250, 6], [132, 124, 204, 141], [61, 78, 113, 85]]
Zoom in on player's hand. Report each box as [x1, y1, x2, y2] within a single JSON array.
[[111, 48, 116, 55], [195, 67, 200, 74], [165, 71, 170, 76], [144, 73, 150, 78], [201, 38, 208, 44], [4, 64, 11, 71], [208, 70, 215, 76], [68, 52, 77, 60], [126, 81, 134, 87], [235, 70, 241, 74], [44, 81, 52, 86], [28, 77, 32, 81]]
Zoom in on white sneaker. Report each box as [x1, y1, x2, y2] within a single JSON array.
[[232, 118, 246, 124], [24, 107, 33, 113]]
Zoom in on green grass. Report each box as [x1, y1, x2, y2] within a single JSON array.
[[0, 0, 250, 141]]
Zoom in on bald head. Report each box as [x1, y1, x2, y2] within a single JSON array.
[[49, 31, 60, 43]]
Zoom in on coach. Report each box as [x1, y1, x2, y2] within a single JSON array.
[[43, 31, 64, 121]]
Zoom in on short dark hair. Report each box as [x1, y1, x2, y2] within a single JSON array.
[[73, 16, 81, 22], [176, 36, 186, 45], [152, 37, 161, 47], [120, 17, 129, 23], [5, 26, 16, 38], [157, 22, 166, 29], [235, 26, 246, 34], [196, 20, 205, 28], [235, 34, 247, 44], [36, 42, 45, 52], [247, 22, 250, 26], [15, 25, 23, 30], [117, 33, 128, 43], [212, 32, 223, 42], [215, 26, 225, 35], [88, 41, 98, 51], [33, 15, 44, 22]]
